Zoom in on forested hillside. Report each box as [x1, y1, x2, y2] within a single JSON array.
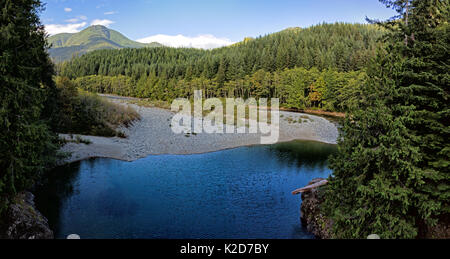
[[48, 25, 163, 62], [58, 23, 384, 112]]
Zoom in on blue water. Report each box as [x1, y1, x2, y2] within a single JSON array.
[[35, 141, 337, 239]]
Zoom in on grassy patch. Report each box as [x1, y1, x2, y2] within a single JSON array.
[[129, 99, 172, 110], [74, 91, 140, 137], [55, 77, 141, 137]]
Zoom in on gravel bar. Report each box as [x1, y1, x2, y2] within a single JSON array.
[[59, 97, 339, 164]]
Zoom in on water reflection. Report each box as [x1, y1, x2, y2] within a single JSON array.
[[270, 141, 337, 169], [35, 141, 337, 239]]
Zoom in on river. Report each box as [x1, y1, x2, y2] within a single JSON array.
[[35, 140, 337, 239]]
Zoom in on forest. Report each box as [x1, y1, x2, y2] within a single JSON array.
[[58, 23, 384, 112]]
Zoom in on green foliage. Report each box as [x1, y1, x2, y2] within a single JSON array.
[[324, 0, 450, 239], [73, 74, 137, 97], [53, 23, 384, 113], [67, 68, 367, 113], [54, 77, 141, 137], [48, 25, 163, 62], [58, 23, 383, 79], [0, 0, 59, 213]]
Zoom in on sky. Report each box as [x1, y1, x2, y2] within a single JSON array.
[[41, 0, 397, 49]]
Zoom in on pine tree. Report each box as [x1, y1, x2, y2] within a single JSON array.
[[323, 0, 449, 238], [0, 0, 58, 213], [216, 58, 227, 87]]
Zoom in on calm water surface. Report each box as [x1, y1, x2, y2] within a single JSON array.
[[35, 141, 337, 239]]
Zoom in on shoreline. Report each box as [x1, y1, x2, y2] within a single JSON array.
[[99, 94, 347, 119], [59, 97, 340, 165], [279, 107, 346, 119], [59, 138, 338, 165]]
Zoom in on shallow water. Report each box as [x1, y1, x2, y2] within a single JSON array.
[[35, 141, 337, 239]]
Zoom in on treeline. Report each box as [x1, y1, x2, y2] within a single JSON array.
[[58, 23, 384, 112], [72, 67, 367, 112], [59, 23, 384, 80]]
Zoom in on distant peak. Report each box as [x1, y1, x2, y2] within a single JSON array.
[[89, 25, 108, 29], [83, 25, 109, 31], [48, 24, 159, 62]]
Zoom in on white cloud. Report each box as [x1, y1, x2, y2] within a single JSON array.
[[64, 8, 72, 12], [65, 15, 88, 23], [45, 22, 87, 35], [137, 34, 235, 49], [65, 18, 79, 23], [104, 11, 117, 15], [90, 19, 115, 27]]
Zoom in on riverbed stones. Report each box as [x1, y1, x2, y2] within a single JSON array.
[[59, 97, 340, 164]]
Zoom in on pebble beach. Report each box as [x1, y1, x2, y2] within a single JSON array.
[[60, 97, 339, 164]]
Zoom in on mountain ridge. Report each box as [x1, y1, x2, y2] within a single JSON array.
[[48, 25, 163, 62]]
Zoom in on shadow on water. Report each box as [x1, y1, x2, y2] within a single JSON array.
[[35, 140, 337, 239], [270, 141, 338, 169], [35, 162, 81, 236]]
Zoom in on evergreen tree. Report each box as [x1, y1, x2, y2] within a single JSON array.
[[324, 0, 449, 238], [0, 0, 58, 213]]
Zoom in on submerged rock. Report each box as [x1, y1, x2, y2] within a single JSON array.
[[300, 178, 333, 239], [0, 192, 53, 239]]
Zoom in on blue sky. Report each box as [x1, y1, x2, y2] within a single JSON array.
[[41, 0, 397, 48]]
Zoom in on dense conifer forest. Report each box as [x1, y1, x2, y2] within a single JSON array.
[[324, 0, 449, 238], [58, 23, 385, 112], [0, 0, 59, 214]]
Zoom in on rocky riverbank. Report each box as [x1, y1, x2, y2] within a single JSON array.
[[300, 178, 333, 239], [59, 97, 339, 164], [0, 192, 53, 239]]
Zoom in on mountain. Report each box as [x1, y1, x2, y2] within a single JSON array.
[[60, 23, 385, 78], [48, 25, 163, 62], [59, 22, 386, 112]]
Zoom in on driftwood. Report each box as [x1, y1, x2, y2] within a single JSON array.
[[292, 180, 329, 195]]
